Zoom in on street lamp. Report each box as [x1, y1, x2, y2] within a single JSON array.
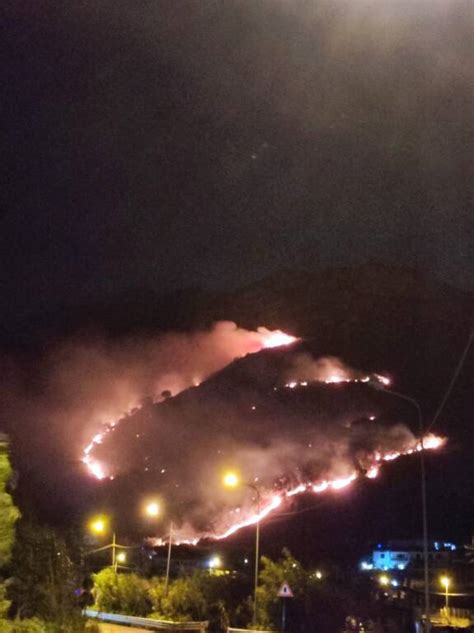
[[145, 501, 160, 518], [223, 472, 261, 626], [143, 499, 173, 595], [223, 472, 239, 488], [87, 515, 119, 571], [440, 576, 451, 609], [89, 517, 107, 535], [370, 384, 431, 630]]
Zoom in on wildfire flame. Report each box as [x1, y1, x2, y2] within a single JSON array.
[[258, 328, 299, 349], [79, 321, 446, 546], [284, 372, 391, 388], [148, 432, 445, 546], [81, 325, 298, 479], [197, 433, 444, 543]]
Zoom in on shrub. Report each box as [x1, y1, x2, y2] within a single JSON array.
[[8, 619, 46, 633], [92, 568, 150, 616]]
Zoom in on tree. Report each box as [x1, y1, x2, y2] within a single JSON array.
[[207, 600, 229, 633], [92, 569, 151, 616], [0, 436, 20, 567], [253, 549, 367, 633], [8, 520, 82, 627], [149, 572, 234, 626], [149, 575, 206, 622], [254, 548, 307, 629], [0, 436, 21, 623]]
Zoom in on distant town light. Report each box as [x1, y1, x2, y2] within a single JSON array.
[[208, 556, 222, 569]]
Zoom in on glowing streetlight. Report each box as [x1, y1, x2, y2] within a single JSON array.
[[222, 472, 261, 626], [116, 551, 127, 565], [315, 570, 323, 580], [142, 499, 172, 595], [440, 576, 451, 609], [89, 516, 108, 535], [223, 471, 239, 488], [87, 515, 119, 570], [145, 501, 160, 518]]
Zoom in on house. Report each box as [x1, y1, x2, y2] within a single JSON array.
[[360, 540, 457, 571]]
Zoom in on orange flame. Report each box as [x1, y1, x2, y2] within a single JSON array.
[[148, 432, 445, 546], [81, 326, 299, 479], [195, 433, 445, 543]]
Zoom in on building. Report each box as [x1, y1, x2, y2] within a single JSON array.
[[360, 540, 457, 572]]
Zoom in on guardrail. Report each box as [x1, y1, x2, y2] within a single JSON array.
[[228, 628, 276, 633], [83, 609, 208, 631]]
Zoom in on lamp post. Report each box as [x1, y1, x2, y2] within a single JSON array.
[[440, 576, 450, 610], [249, 483, 261, 628], [223, 472, 261, 626], [143, 500, 173, 595], [164, 521, 173, 595], [88, 516, 120, 571], [370, 385, 431, 631]]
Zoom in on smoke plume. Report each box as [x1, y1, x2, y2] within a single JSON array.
[[0, 322, 443, 541]]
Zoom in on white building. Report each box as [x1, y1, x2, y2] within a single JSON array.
[[360, 540, 457, 571]]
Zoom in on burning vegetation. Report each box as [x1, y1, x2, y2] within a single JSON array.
[[78, 322, 444, 544]]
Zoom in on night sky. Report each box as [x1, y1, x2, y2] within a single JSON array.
[[1, 1, 473, 332]]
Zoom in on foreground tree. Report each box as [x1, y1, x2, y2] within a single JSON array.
[[0, 435, 20, 567], [8, 520, 87, 632], [92, 569, 231, 630], [92, 568, 151, 616], [254, 549, 369, 633], [254, 548, 307, 629], [149, 575, 206, 622], [0, 436, 21, 622]]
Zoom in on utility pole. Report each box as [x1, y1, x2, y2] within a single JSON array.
[[112, 532, 117, 571], [164, 522, 173, 595]]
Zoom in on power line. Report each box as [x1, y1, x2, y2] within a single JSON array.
[[426, 328, 473, 434]]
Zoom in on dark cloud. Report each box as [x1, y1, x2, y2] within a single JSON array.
[[0, 1, 472, 330]]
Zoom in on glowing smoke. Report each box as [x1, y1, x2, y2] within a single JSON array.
[[86, 338, 444, 542], [80, 323, 299, 479], [0, 321, 444, 543], [283, 353, 390, 387]]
